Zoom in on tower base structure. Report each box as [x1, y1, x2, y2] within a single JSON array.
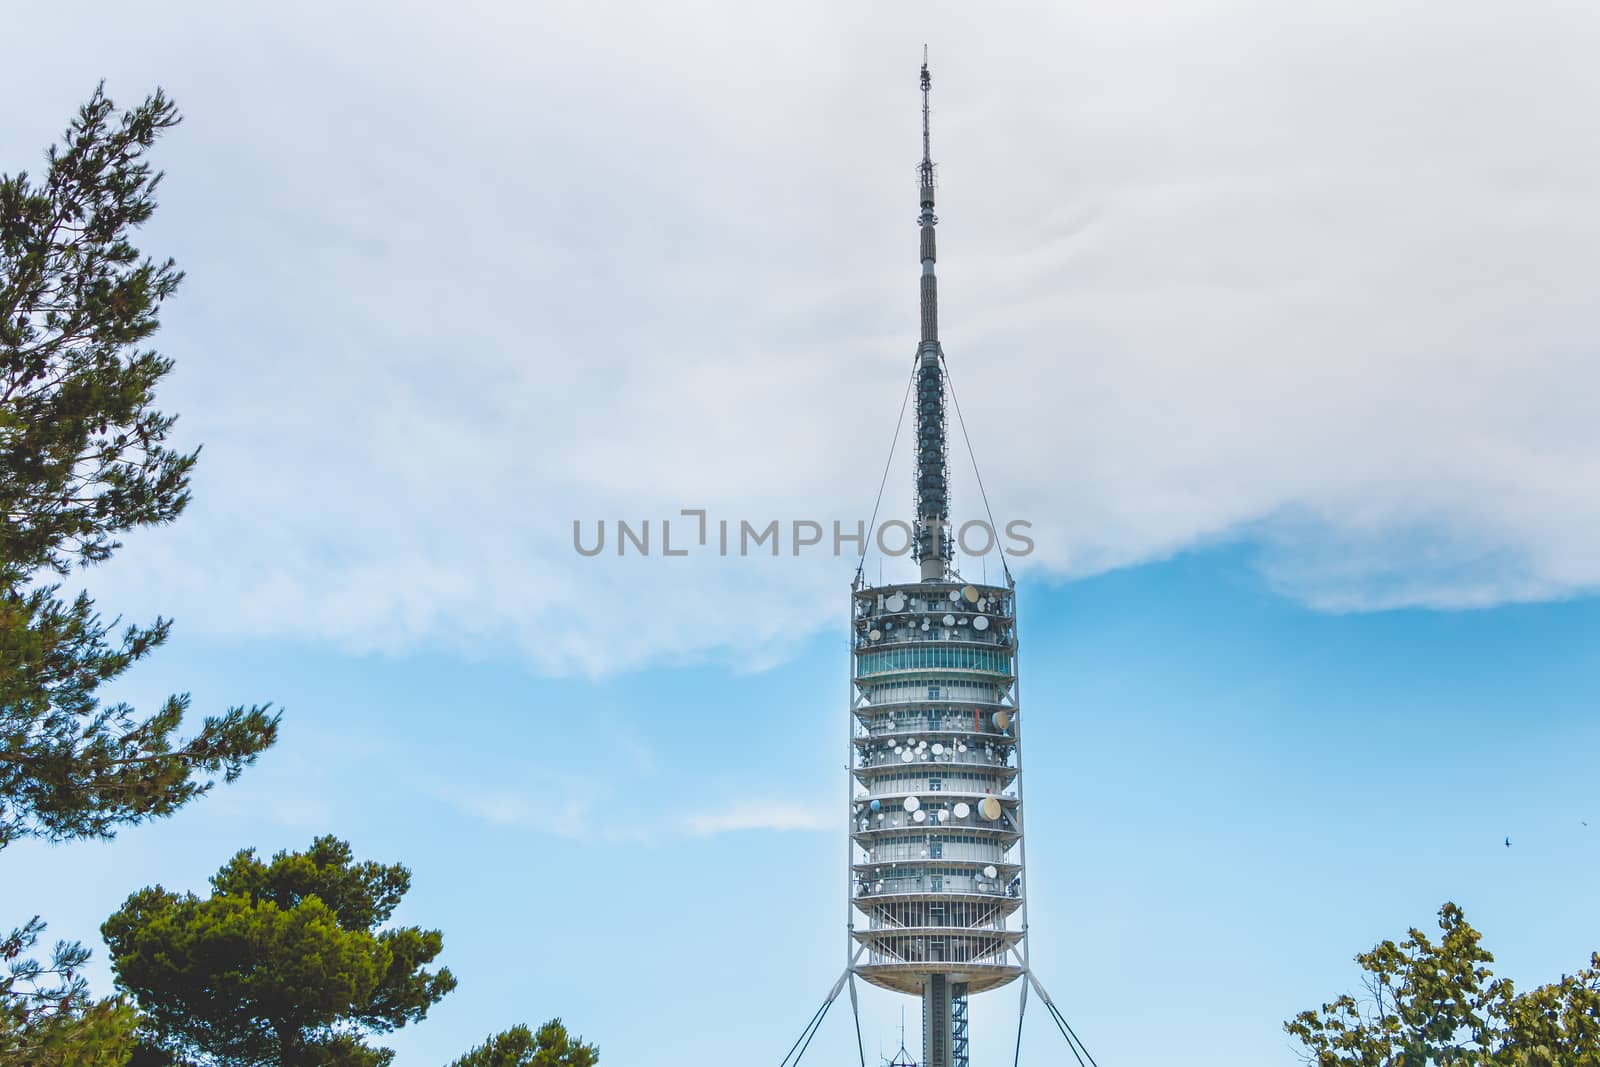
[[921, 977, 969, 1067]]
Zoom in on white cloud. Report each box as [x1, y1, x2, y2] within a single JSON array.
[[6, 0, 1599, 674]]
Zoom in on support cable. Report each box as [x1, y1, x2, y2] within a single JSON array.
[[778, 998, 831, 1067], [779, 961, 858, 1067], [848, 973, 868, 1067], [790, 995, 835, 1067], [941, 352, 1014, 584], [855, 358, 919, 585], [1024, 969, 1102, 1067], [1013, 975, 1029, 1067]]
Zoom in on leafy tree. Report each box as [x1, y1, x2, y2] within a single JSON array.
[[0, 916, 137, 1066], [103, 836, 457, 1067], [447, 1020, 598, 1067], [1287, 902, 1600, 1066], [0, 83, 278, 847], [2, 82, 280, 1067]]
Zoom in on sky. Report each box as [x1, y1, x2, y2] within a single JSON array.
[[3, 1, 1600, 1065]]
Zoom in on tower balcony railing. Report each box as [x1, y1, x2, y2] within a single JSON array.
[[853, 709, 1015, 736], [853, 647, 1013, 678], [854, 873, 1020, 899], [856, 840, 1012, 864], [856, 749, 1016, 773], [852, 627, 1014, 652], [858, 936, 1016, 970], [853, 810, 1021, 837]]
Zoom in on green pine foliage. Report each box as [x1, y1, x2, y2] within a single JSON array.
[[1, 84, 280, 1067], [1287, 902, 1600, 1065], [0, 82, 278, 848], [103, 836, 457, 1067], [447, 1020, 599, 1067], [0, 916, 137, 1066]]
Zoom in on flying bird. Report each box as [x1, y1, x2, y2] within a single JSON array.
[[1505, 837, 1512, 848]]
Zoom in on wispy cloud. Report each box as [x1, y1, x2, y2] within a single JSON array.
[[433, 785, 602, 841], [680, 804, 834, 838], [13, 1, 1600, 675]]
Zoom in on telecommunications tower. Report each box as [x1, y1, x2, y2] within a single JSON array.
[[846, 55, 1024, 1067], [778, 55, 1100, 1067]]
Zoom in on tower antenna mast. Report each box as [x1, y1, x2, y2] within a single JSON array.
[[913, 49, 951, 581]]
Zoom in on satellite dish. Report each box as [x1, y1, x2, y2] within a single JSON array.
[[903, 796, 921, 812], [953, 802, 971, 819], [949, 590, 961, 602], [893, 745, 902, 753], [957, 744, 967, 752], [977, 598, 988, 610], [913, 810, 927, 823], [979, 797, 1002, 820], [963, 585, 979, 603], [869, 629, 882, 641], [885, 621, 894, 630], [931, 743, 944, 755], [921, 620, 930, 631], [870, 800, 882, 812], [974, 616, 989, 631], [958, 617, 969, 626], [943, 614, 955, 626], [983, 864, 998, 879], [886, 594, 906, 612], [901, 750, 914, 763], [994, 711, 1011, 730]]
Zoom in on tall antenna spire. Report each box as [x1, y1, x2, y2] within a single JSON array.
[[914, 48, 951, 580]]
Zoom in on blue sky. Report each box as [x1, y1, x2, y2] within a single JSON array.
[[7, 547, 1599, 1065], [4, 1, 1600, 1064]]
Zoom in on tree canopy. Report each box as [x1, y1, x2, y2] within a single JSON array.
[[447, 1020, 599, 1067], [1, 82, 279, 1067], [0, 82, 278, 850], [1287, 902, 1600, 1066], [103, 836, 456, 1067]]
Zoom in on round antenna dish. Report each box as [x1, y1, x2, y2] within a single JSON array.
[[983, 864, 998, 879], [913, 809, 927, 823], [903, 796, 921, 813], [921, 620, 930, 631], [979, 797, 1002, 820], [949, 590, 961, 602], [953, 802, 971, 818], [886, 594, 905, 612], [869, 800, 881, 812], [974, 616, 990, 631], [869, 629, 881, 641], [994, 711, 1011, 730], [977, 598, 988, 610], [901, 750, 914, 763], [931, 743, 944, 755], [942, 614, 955, 626], [963, 585, 979, 603]]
